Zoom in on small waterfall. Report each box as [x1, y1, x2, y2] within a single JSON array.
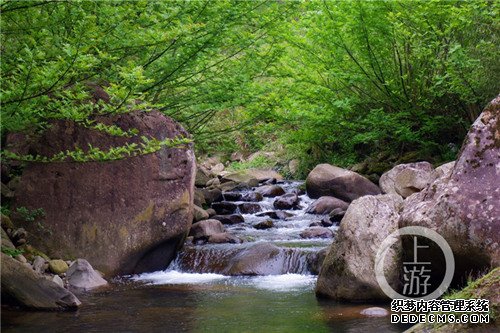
[[167, 180, 335, 277]]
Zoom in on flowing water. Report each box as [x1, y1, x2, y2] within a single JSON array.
[[2, 181, 411, 332]]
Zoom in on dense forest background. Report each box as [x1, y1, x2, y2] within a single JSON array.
[[1, 0, 499, 177]]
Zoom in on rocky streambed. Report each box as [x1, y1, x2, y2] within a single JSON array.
[[2, 180, 408, 333]]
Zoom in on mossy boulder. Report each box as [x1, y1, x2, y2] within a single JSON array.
[[13, 110, 196, 276]]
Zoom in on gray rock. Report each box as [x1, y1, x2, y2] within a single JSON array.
[[52, 275, 64, 288], [1, 253, 81, 310], [360, 307, 389, 317], [32, 256, 46, 274], [379, 162, 434, 198], [306, 164, 381, 201], [66, 259, 108, 291], [316, 194, 403, 301]]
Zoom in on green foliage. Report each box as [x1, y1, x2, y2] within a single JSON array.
[[1, 1, 498, 170], [1, 246, 24, 258], [228, 154, 276, 171], [15, 207, 45, 222]]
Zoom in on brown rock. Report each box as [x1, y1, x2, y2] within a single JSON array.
[[299, 227, 333, 239], [1, 253, 81, 310], [13, 110, 195, 276], [238, 203, 261, 214], [189, 219, 225, 239], [400, 95, 500, 275], [207, 232, 242, 244], [255, 185, 285, 197], [273, 193, 300, 210], [306, 164, 381, 201], [253, 220, 274, 230], [305, 196, 349, 215], [211, 214, 245, 225]]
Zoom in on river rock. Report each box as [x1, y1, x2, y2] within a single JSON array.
[[193, 205, 209, 222], [306, 164, 381, 201], [238, 203, 261, 214], [253, 220, 274, 230], [194, 189, 206, 207], [207, 233, 242, 244], [305, 196, 349, 215], [256, 211, 294, 220], [206, 208, 216, 217], [241, 192, 264, 202], [400, 96, 500, 275], [255, 185, 285, 197], [49, 259, 69, 275], [66, 259, 108, 291], [52, 275, 65, 288], [225, 243, 282, 275], [328, 208, 346, 223], [201, 188, 222, 205], [206, 177, 221, 188], [189, 219, 225, 239], [211, 202, 237, 215], [32, 256, 46, 274], [211, 214, 245, 225], [360, 307, 389, 317], [273, 193, 300, 210], [210, 163, 225, 175], [195, 165, 211, 187], [380, 161, 434, 198], [300, 227, 333, 239], [222, 192, 242, 201], [316, 194, 403, 301], [12, 110, 195, 276], [1, 253, 81, 310]]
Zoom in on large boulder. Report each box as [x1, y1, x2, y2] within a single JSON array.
[[1, 253, 81, 310], [379, 162, 434, 198], [316, 194, 403, 301], [12, 110, 195, 276], [305, 196, 349, 215], [306, 164, 381, 201], [400, 96, 500, 276], [66, 259, 108, 291]]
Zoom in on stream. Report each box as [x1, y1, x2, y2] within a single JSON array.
[[2, 181, 411, 332]]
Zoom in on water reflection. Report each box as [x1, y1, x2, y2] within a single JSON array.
[[2, 280, 409, 333]]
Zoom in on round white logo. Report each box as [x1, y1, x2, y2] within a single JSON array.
[[375, 226, 455, 300]]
